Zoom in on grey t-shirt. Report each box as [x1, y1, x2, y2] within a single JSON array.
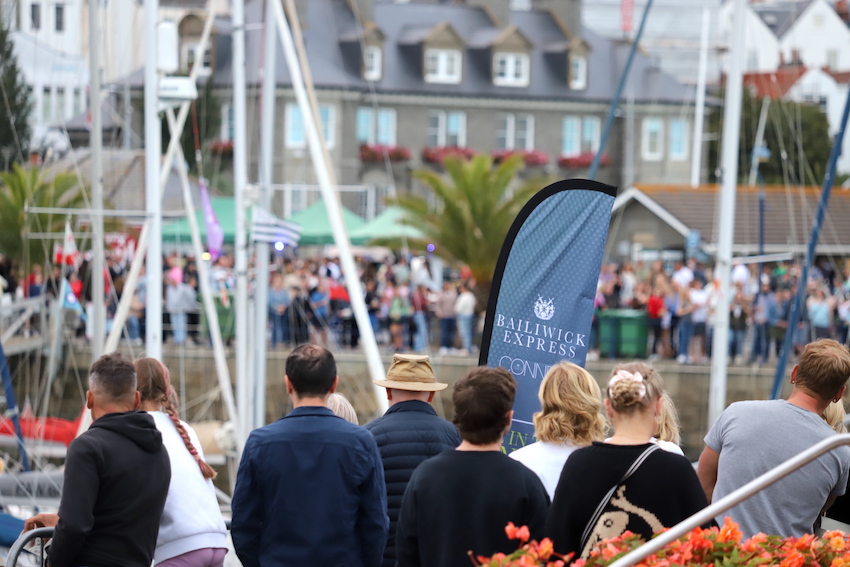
[[705, 399, 850, 538]]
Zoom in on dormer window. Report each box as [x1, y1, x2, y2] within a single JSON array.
[[570, 55, 587, 90], [364, 45, 382, 81], [425, 48, 462, 84], [493, 52, 530, 87]]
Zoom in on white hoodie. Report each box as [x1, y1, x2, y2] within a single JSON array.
[[148, 411, 228, 563]]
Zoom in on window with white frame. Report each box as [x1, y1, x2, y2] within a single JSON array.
[[562, 116, 600, 156], [72, 88, 82, 116], [184, 43, 212, 75], [510, 0, 531, 9], [55, 4, 63, 32], [220, 103, 234, 141], [746, 50, 758, 71], [427, 110, 466, 147], [56, 87, 65, 120], [30, 2, 40, 30], [581, 116, 600, 153], [493, 52, 530, 87], [424, 48, 462, 84], [496, 113, 534, 151], [356, 107, 397, 145], [569, 55, 587, 90], [42, 87, 51, 122], [826, 49, 838, 70], [669, 118, 688, 161], [642, 117, 664, 161], [285, 103, 336, 148], [364, 45, 382, 81]]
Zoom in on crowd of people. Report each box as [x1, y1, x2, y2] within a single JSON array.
[[24, 338, 850, 567]]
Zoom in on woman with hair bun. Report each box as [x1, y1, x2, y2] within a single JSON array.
[[509, 362, 606, 500], [545, 362, 708, 561], [134, 358, 228, 567]]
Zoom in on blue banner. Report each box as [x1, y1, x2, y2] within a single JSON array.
[[479, 179, 617, 453]]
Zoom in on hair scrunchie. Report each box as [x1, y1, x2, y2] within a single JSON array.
[[608, 370, 646, 400]]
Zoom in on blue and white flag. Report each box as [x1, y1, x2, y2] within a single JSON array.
[[60, 279, 84, 320], [478, 179, 617, 453]]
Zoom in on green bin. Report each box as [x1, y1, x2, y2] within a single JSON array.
[[597, 309, 648, 359]]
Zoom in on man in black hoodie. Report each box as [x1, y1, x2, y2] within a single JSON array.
[[24, 353, 171, 567]]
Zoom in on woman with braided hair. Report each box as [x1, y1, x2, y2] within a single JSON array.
[[134, 357, 228, 567]]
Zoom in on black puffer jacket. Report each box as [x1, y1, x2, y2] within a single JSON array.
[[365, 400, 461, 567]]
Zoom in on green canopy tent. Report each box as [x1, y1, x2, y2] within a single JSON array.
[[161, 197, 240, 244], [348, 206, 423, 245], [287, 200, 367, 246]]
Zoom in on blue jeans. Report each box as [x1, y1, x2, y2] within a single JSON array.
[[457, 314, 473, 351], [413, 312, 428, 351], [127, 315, 141, 340], [171, 312, 187, 345], [729, 328, 747, 358], [750, 323, 768, 363], [271, 310, 289, 347], [439, 317, 455, 348], [678, 318, 694, 358]]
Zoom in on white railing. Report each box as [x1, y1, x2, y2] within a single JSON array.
[[0, 296, 49, 344], [609, 433, 850, 567]]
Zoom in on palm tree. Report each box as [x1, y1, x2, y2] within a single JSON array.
[[0, 164, 86, 272], [396, 153, 542, 307]]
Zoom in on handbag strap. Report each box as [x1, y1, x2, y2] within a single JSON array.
[[580, 444, 661, 552]]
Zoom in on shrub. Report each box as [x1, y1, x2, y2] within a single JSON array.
[[359, 144, 411, 163], [492, 149, 549, 167], [421, 146, 477, 165], [557, 152, 610, 169]]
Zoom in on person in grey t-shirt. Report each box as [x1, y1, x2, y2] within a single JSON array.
[[697, 339, 850, 538]]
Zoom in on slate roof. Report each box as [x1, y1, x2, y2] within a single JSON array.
[[627, 184, 850, 253], [752, 0, 813, 38], [110, 0, 692, 105]]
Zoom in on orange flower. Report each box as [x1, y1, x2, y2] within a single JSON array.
[[716, 517, 743, 544], [546, 561, 565, 567], [602, 543, 620, 560], [505, 523, 518, 540], [831, 557, 848, 567], [794, 534, 816, 551], [516, 525, 531, 543], [780, 550, 806, 567], [537, 538, 554, 560]]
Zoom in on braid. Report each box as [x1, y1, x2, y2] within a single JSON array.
[[162, 394, 217, 480]]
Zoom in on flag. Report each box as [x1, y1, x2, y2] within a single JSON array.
[[199, 179, 223, 261], [478, 179, 617, 453], [61, 279, 84, 319], [622, 0, 634, 34], [53, 220, 79, 267], [251, 206, 302, 247]]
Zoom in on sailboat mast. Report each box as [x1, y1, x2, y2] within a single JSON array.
[[690, 6, 710, 189], [89, 0, 105, 360], [232, 0, 251, 438], [708, 0, 747, 428], [144, 0, 162, 360]]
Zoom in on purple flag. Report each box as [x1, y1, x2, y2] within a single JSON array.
[[199, 179, 223, 260]]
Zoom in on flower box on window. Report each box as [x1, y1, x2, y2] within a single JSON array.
[[359, 144, 411, 164], [557, 152, 609, 170], [491, 149, 549, 167], [209, 140, 234, 156], [421, 146, 477, 165]]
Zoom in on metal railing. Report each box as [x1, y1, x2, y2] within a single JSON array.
[[6, 521, 232, 566], [608, 433, 850, 567]]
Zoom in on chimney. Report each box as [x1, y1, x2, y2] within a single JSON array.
[[467, 0, 511, 27], [532, 0, 582, 38], [350, 0, 376, 25]]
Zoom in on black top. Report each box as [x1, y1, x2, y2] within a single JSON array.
[[364, 400, 461, 567], [396, 450, 549, 567], [49, 411, 171, 567], [545, 442, 709, 560]]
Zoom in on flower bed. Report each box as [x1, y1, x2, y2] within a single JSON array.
[[474, 519, 850, 567], [491, 149, 550, 167], [359, 144, 411, 163], [421, 146, 477, 165], [558, 152, 609, 170]]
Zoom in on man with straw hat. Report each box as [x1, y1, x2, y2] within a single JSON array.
[[365, 354, 461, 567]]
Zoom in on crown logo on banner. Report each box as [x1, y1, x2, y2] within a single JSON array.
[[533, 296, 555, 321]]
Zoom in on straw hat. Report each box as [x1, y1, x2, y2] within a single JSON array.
[[373, 354, 448, 392]]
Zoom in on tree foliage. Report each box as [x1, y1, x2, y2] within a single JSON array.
[[0, 14, 33, 166], [396, 154, 540, 306], [0, 164, 87, 270], [708, 88, 833, 185]]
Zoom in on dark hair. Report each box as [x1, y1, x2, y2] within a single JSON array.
[[286, 344, 337, 396], [89, 353, 137, 402], [796, 340, 850, 402], [134, 358, 216, 479], [453, 366, 516, 445]]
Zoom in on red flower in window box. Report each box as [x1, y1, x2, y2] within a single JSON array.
[[421, 146, 477, 165], [491, 149, 549, 167], [557, 152, 609, 169], [359, 144, 411, 163]]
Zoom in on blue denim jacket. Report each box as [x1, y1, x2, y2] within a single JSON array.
[[232, 406, 389, 567]]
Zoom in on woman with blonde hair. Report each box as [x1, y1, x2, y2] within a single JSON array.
[[134, 358, 228, 567], [546, 362, 708, 560], [509, 362, 606, 499]]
